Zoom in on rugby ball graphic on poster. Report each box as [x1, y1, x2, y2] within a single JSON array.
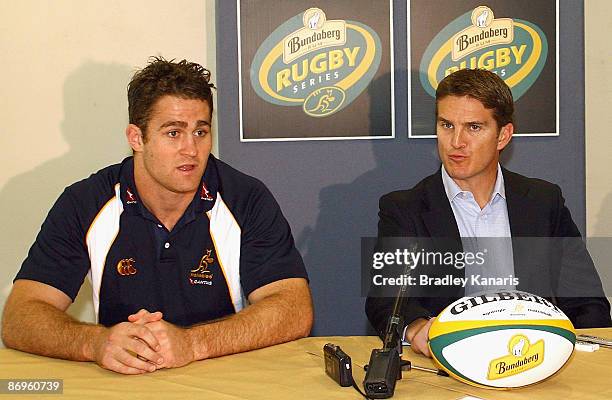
[[428, 291, 575, 389]]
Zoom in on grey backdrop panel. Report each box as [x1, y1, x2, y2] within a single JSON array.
[[216, 0, 585, 336]]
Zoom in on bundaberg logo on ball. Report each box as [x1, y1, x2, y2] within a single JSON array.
[[419, 6, 548, 100], [487, 334, 544, 380], [250, 7, 382, 117]]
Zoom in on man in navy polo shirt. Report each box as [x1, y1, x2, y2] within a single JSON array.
[[1, 57, 313, 374]]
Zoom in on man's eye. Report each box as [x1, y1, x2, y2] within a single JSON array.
[[469, 124, 481, 131], [441, 122, 453, 129], [167, 130, 179, 138], [193, 130, 208, 137]]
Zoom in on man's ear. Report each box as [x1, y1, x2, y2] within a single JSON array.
[[497, 122, 513, 151], [126, 124, 144, 152]]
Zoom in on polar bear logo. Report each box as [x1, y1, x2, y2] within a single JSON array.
[[512, 338, 526, 356], [476, 10, 489, 28], [308, 12, 321, 29]]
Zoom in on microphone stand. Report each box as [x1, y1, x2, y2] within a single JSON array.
[[363, 243, 417, 398]]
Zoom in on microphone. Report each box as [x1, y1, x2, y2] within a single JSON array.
[[363, 242, 417, 398]]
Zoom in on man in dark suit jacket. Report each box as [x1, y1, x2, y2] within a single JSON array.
[[365, 69, 611, 357]]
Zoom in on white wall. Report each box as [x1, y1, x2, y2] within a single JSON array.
[[585, 0, 612, 317], [0, 1, 216, 331], [585, 0, 612, 237]]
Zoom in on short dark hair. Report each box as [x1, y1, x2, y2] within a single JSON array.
[[128, 56, 215, 134], [436, 69, 514, 129]]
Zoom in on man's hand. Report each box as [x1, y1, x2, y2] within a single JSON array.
[[128, 309, 163, 325], [128, 309, 195, 369], [90, 322, 163, 375], [405, 317, 435, 357], [2, 281, 165, 375], [124, 278, 312, 367]]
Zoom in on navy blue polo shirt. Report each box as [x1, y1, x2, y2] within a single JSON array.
[[16, 156, 308, 327]]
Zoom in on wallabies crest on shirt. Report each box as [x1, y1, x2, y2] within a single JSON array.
[[189, 250, 215, 285], [191, 250, 214, 274]]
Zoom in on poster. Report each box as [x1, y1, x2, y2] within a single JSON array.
[[409, 0, 558, 138], [238, 0, 394, 141]]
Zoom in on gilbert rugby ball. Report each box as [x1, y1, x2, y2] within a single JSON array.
[[428, 290, 575, 389]]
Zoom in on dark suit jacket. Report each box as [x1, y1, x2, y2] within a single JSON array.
[[365, 168, 611, 334]]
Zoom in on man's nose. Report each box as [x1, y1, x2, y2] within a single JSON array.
[[451, 128, 467, 149], [180, 134, 198, 156]]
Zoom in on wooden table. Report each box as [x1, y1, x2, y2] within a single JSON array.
[[0, 329, 610, 399]]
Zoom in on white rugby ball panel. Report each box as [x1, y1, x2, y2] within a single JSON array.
[[432, 327, 574, 388], [436, 291, 568, 323]]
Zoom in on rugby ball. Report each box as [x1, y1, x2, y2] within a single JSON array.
[[428, 290, 575, 389]]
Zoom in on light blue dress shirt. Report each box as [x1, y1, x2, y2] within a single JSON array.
[[441, 164, 516, 295]]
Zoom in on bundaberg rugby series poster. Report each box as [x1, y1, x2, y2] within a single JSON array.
[[409, 0, 558, 138], [238, 1, 557, 141], [238, 0, 393, 141]]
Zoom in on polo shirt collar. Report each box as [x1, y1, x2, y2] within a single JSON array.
[[118, 155, 219, 218], [441, 163, 506, 204]]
